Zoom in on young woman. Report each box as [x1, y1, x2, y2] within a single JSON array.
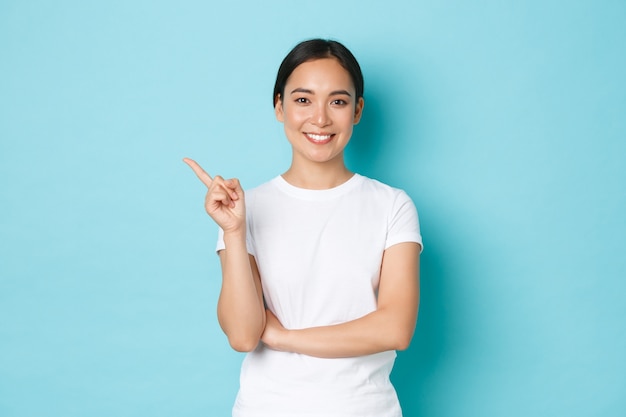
[[184, 39, 422, 417]]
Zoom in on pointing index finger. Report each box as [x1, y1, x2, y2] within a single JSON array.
[[183, 157, 213, 188]]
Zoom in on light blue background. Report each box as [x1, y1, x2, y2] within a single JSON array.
[[1, 1, 624, 416]]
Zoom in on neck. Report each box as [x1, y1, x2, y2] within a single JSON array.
[[282, 155, 353, 190]]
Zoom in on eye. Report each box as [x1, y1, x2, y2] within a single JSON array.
[[331, 99, 348, 106], [295, 97, 310, 104]]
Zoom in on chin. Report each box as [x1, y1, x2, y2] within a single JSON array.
[[307, 152, 344, 164]]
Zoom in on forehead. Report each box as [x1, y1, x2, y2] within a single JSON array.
[[286, 58, 355, 92]]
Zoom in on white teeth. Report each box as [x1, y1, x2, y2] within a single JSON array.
[[307, 133, 332, 141]]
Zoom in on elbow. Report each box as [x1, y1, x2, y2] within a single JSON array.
[[393, 334, 413, 351], [391, 311, 418, 351], [221, 321, 263, 352], [390, 327, 415, 351], [218, 312, 265, 353], [228, 335, 260, 352]]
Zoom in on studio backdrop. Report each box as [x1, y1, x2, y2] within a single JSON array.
[[1, 1, 624, 416]]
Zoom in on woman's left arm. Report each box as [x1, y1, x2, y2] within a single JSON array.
[[261, 242, 420, 358]]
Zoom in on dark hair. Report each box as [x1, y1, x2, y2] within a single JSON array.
[[273, 39, 364, 107]]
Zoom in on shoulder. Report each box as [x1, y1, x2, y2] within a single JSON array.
[[354, 174, 414, 203], [355, 176, 422, 249], [354, 175, 418, 226]]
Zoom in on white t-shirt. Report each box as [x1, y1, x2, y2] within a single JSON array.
[[216, 174, 422, 417]]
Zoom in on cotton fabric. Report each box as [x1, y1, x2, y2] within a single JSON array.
[[216, 174, 422, 417]]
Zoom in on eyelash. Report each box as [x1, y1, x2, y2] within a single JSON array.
[[294, 98, 349, 106]]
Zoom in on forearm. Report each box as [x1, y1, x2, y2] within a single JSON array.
[[266, 307, 417, 358], [217, 231, 265, 352]]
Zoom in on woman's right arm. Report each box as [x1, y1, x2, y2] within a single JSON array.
[[184, 158, 266, 352], [218, 239, 265, 352]]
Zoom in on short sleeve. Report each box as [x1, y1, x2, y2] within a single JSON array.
[[215, 226, 256, 256], [385, 190, 423, 252], [215, 227, 226, 253]]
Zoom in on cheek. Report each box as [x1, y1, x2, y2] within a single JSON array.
[[336, 109, 357, 126], [284, 107, 309, 126]]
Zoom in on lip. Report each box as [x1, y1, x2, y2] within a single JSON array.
[[304, 132, 335, 144]]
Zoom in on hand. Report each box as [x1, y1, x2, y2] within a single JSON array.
[[183, 158, 245, 233], [261, 309, 288, 351]]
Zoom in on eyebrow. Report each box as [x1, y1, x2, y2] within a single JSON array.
[[290, 88, 352, 97]]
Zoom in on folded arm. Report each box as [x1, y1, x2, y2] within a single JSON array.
[[218, 236, 265, 352], [261, 242, 420, 358]]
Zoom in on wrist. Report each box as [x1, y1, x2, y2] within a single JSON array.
[[223, 227, 246, 240], [263, 324, 291, 352], [274, 328, 290, 352]]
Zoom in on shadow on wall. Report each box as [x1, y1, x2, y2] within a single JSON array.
[[346, 87, 386, 177], [393, 238, 450, 416], [347, 80, 455, 416]]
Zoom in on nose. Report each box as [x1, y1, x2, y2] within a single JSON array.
[[311, 103, 330, 127]]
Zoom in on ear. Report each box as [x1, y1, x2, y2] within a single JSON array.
[[353, 97, 365, 124], [274, 94, 284, 122]]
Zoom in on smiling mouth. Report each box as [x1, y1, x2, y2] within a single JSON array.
[[305, 133, 334, 143]]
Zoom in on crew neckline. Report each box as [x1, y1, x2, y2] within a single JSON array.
[[272, 173, 363, 201]]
